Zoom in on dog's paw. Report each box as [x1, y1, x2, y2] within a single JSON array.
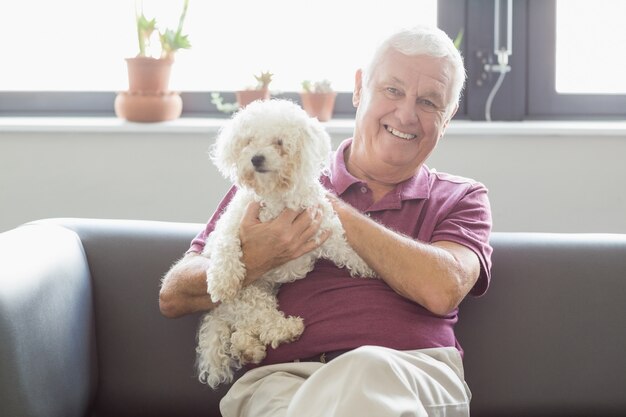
[[341, 252, 377, 279], [230, 331, 267, 364], [349, 262, 377, 279], [198, 366, 235, 390], [260, 316, 305, 349]]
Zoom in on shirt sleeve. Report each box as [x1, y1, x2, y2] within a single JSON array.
[[431, 182, 493, 296], [187, 185, 238, 254]]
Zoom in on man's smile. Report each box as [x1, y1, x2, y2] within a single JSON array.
[[385, 125, 417, 140]]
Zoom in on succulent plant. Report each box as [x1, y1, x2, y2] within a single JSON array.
[[301, 79, 333, 93], [135, 0, 191, 60]]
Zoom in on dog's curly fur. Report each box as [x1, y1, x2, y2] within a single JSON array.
[[196, 99, 376, 388]]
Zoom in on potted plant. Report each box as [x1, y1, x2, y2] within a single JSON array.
[[211, 71, 274, 114], [299, 79, 337, 122], [115, 0, 191, 122], [235, 71, 273, 108]]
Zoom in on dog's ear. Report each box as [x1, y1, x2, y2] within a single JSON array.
[[305, 117, 332, 172], [210, 122, 239, 181]]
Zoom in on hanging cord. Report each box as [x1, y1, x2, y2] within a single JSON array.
[[485, 60, 509, 122], [485, 0, 512, 121]]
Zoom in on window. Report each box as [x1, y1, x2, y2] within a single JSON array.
[[0, 0, 436, 116], [555, 0, 626, 94], [525, 0, 626, 119], [4, 0, 625, 120]]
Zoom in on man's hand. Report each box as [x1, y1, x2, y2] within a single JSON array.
[[159, 201, 331, 319], [239, 201, 331, 286]]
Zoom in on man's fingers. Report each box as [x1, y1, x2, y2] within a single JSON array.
[[291, 229, 332, 259], [243, 203, 325, 258], [296, 208, 323, 242], [275, 207, 304, 225], [241, 201, 262, 225]]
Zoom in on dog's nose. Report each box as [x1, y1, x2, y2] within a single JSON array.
[[251, 154, 265, 168]]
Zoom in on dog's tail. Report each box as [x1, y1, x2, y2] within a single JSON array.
[[196, 311, 238, 389]]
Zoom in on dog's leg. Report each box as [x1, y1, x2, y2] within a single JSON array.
[[204, 193, 251, 303], [225, 284, 274, 366], [337, 242, 377, 278], [256, 293, 305, 349], [317, 203, 377, 279], [258, 312, 305, 349], [196, 308, 237, 389], [227, 283, 305, 366], [206, 234, 246, 302]]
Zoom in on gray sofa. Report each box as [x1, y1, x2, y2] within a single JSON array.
[[1, 218, 625, 417]]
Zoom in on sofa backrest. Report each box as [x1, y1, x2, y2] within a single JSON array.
[[5, 219, 626, 417], [456, 232, 626, 416]]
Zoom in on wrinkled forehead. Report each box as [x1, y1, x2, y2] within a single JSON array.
[[372, 50, 456, 101]]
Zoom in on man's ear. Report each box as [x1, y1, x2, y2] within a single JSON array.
[[443, 103, 459, 131], [449, 103, 459, 119], [352, 69, 363, 108]]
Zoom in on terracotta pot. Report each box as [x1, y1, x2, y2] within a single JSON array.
[[115, 56, 182, 122], [114, 91, 182, 123], [125, 57, 173, 92], [236, 89, 270, 108], [300, 92, 337, 122]]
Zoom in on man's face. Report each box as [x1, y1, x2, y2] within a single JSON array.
[[352, 49, 457, 178]]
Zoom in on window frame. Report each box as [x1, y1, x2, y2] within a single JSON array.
[[526, 0, 626, 119], [3, 0, 625, 120]]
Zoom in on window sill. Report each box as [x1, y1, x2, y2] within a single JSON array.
[[2, 117, 626, 137]]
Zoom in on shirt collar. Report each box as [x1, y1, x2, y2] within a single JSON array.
[[329, 138, 431, 201]]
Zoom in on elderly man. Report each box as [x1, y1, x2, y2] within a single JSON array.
[[160, 24, 492, 417]]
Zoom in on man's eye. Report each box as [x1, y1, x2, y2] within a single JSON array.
[[417, 99, 442, 113], [386, 87, 400, 95]]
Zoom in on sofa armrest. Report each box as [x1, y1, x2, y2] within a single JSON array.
[[0, 224, 96, 417]]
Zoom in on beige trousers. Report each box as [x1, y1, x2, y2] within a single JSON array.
[[220, 345, 471, 417]]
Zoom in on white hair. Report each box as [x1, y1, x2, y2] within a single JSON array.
[[362, 25, 466, 112]]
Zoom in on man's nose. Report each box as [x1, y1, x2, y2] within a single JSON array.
[[396, 99, 419, 125]]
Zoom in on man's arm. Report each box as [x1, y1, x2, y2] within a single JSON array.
[[159, 253, 215, 318], [332, 198, 481, 316], [159, 202, 329, 318]]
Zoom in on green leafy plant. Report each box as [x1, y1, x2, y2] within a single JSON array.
[[211, 92, 240, 114], [135, 0, 191, 60]]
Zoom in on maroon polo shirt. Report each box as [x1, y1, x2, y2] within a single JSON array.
[[189, 138, 493, 364]]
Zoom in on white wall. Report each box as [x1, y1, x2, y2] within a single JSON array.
[[430, 129, 626, 233], [2, 119, 626, 234]]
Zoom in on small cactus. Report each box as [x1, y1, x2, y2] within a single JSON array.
[[254, 71, 274, 90]]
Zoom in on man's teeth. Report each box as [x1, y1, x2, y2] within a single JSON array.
[[386, 125, 416, 140]]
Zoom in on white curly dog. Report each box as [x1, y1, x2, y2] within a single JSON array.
[[195, 99, 376, 388]]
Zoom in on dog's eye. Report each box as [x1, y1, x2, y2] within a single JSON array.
[[274, 139, 283, 146]]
